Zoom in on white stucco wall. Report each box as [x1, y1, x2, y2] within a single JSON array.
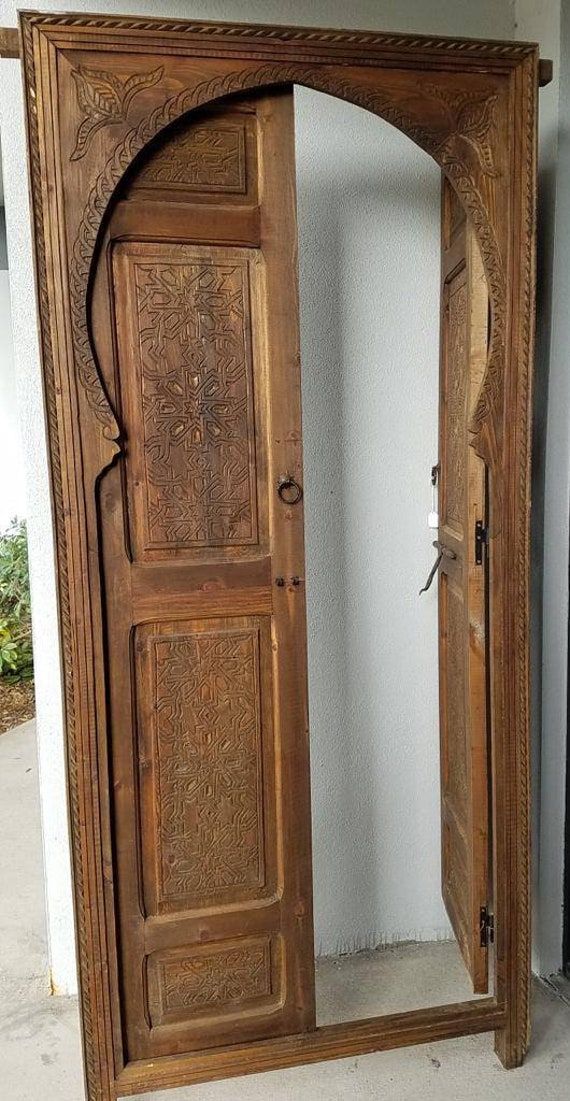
[[0, 266, 26, 532], [0, 62, 72, 993], [297, 91, 448, 951], [0, 0, 527, 997], [0, 208, 8, 266], [543, 0, 570, 980]]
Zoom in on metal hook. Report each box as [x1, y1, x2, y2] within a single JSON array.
[[419, 540, 456, 595]]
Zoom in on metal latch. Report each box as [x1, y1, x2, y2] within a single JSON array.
[[419, 540, 457, 595], [480, 906, 495, 948], [475, 520, 488, 566]]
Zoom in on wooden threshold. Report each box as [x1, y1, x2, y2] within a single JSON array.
[[116, 998, 504, 1095]]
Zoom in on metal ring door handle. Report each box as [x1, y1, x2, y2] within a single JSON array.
[[277, 475, 303, 505]]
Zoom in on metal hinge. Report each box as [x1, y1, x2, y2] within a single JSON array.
[[475, 519, 488, 566], [480, 906, 495, 948]]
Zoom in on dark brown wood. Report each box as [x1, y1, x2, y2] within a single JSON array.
[[93, 91, 315, 1063], [438, 177, 490, 994], [19, 11, 538, 1099]]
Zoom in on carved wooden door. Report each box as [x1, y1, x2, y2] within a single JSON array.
[[438, 177, 490, 994], [93, 89, 315, 1061], [21, 12, 539, 1094]]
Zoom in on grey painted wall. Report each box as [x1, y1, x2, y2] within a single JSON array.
[[0, 268, 26, 531], [520, 0, 569, 978], [0, 208, 8, 269]]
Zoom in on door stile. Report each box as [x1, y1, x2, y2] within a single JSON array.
[[493, 51, 538, 1067], [259, 91, 316, 1024]]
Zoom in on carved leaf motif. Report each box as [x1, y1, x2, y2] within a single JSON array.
[[424, 83, 499, 177], [453, 91, 498, 177], [70, 64, 164, 161], [72, 66, 124, 116], [72, 116, 101, 164]]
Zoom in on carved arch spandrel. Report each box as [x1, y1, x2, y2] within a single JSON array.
[[66, 59, 509, 471]]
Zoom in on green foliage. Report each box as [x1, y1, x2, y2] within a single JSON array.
[[0, 519, 33, 680]]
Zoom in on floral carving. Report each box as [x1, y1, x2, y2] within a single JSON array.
[[70, 64, 164, 160], [424, 85, 499, 176], [149, 628, 263, 908], [129, 251, 257, 549]]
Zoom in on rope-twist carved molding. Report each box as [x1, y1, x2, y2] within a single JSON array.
[[22, 11, 538, 59]]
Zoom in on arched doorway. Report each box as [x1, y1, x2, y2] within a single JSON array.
[[21, 13, 537, 1098]]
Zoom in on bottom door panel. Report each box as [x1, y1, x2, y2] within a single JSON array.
[[135, 620, 276, 921], [146, 936, 282, 1031]]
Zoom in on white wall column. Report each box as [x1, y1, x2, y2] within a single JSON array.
[[515, 0, 566, 978]]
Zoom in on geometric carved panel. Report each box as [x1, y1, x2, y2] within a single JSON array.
[[148, 937, 274, 1027], [149, 626, 264, 911], [135, 123, 247, 193], [125, 245, 258, 552], [444, 271, 468, 534]]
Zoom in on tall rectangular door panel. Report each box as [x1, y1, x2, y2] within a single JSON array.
[[438, 177, 490, 994], [93, 91, 315, 1063]]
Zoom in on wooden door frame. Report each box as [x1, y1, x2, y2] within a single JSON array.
[[19, 11, 537, 1099]]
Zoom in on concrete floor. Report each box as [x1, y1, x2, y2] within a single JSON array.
[[315, 938, 483, 1024], [2, 721, 570, 1101]]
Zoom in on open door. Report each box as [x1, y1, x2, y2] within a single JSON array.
[[19, 11, 541, 1093], [93, 89, 316, 1061], [438, 176, 491, 994]]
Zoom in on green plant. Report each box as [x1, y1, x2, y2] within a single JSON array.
[[0, 518, 33, 680]]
